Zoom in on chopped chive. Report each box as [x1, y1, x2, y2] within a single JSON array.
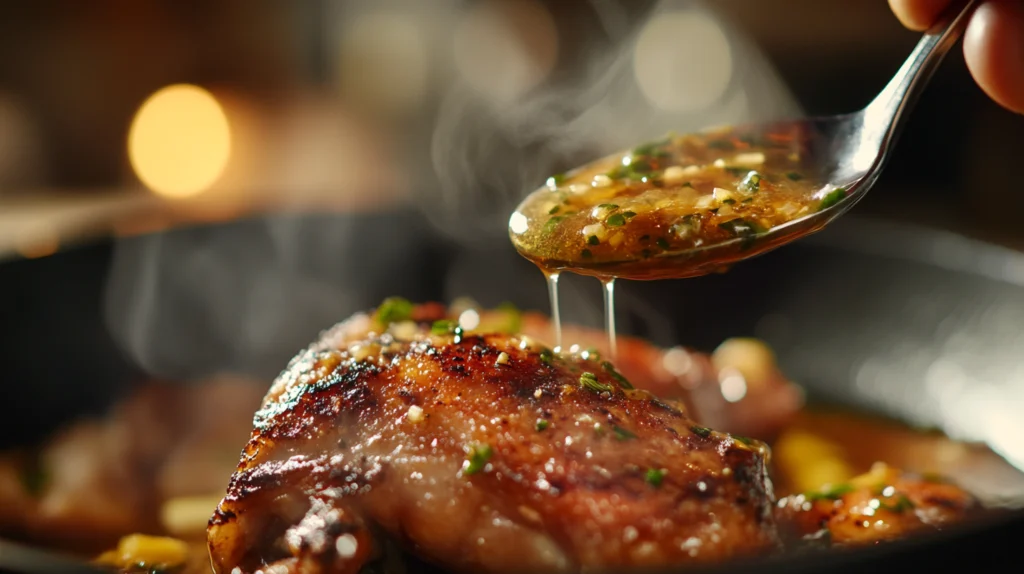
[[879, 494, 915, 513], [579, 372, 613, 393], [645, 468, 666, 487], [431, 319, 457, 335], [543, 216, 565, 234], [464, 443, 494, 475], [376, 297, 413, 325], [656, 237, 670, 250], [539, 348, 554, 364], [536, 419, 550, 431], [612, 425, 637, 441], [805, 483, 855, 501], [722, 198, 736, 205], [732, 435, 755, 446], [587, 235, 600, 246], [606, 213, 626, 227], [785, 171, 803, 181], [622, 211, 637, 219], [690, 425, 712, 439], [738, 171, 762, 193], [819, 187, 847, 210], [718, 218, 767, 238], [681, 181, 694, 188], [581, 249, 593, 259], [601, 361, 633, 389], [548, 206, 560, 215], [598, 203, 619, 210], [628, 159, 652, 173]]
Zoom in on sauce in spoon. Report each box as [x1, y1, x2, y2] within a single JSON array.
[[509, 124, 846, 281], [509, 124, 848, 355]]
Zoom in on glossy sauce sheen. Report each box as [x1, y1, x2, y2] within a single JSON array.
[[509, 125, 845, 280]]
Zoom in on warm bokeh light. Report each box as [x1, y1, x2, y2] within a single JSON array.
[[128, 84, 232, 199], [453, 0, 558, 103], [634, 10, 733, 112]]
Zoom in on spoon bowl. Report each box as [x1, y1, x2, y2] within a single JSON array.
[[509, 0, 976, 281]]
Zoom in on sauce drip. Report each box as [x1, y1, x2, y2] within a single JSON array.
[[545, 271, 562, 350], [602, 278, 617, 361]]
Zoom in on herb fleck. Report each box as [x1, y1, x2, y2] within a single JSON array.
[[732, 435, 756, 446], [613, 425, 637, 441], [579, 372, 613, 394], [536, 419, 550, 432], [601, 361, 634, 389], [376, 297, 413, 325], [606, 213, 626, 227], [543, 216, 565, 234], [645, 468, 667, 487], [464, 444, 494, 475], [690, 425, 712, 439], [581, 249, 593, 259], [598, 203, 619, 210], [785, 171, 803, 181], [738, 171, 762, 193], [431, 319, 457, 335], [806, 483, 855, 501], [656, 237, 670, 250], [587, 235, 600, 246], [623, 211, 637, 219], [819, 187, 847, 210], [879, 494, 915, 513], [539, 348, 554, 364], [548, 206, 560, 215]]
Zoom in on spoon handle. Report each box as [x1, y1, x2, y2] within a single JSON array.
[[863, 0, 978, 148]]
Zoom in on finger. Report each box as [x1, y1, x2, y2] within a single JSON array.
[[889, 0, 954, 30], [964, 0, 1024, 114]]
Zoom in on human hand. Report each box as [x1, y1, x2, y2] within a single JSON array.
[[889, 0, 1024, 114]]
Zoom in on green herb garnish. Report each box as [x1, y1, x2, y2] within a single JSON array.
[[536, 419, 550, 431], [431, 319, 457, 335], [601, 361, 634, 389], [612, 425, 637, 441], [645, 468, 666, 487], [722, 198, 736, 205], [720, 216, 770, 239], [464, 443, 494, 475], [819, 187, 847, 210], [606, 213, 626, 227], [622, 211, 637, 219], [738, 171, 762, 193], [879, 494, 915, 513], [656, 237, 670, 250], [732, 435, 755, 446], [805, 483, 855, 501], [548, 206, 560, 215], [581, 249, 593, 259], [579, 372, 613, 393], [376, 297, 413, 325], [543, 215, 565, 234], [690, 425, 712, 438], [785, 171, 803, 181], [632, 137, 672, 157], [584, 347, 601, 360], [598, 203, 619, 210], [587, 235, 600, 246], [547, 173, 567, 188], [539, 348, 554, 364]]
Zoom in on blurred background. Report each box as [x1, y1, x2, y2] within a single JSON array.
[[1, 0, 1023, 411]]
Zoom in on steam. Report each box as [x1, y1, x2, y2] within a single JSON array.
[[103, 0, 800, 381]]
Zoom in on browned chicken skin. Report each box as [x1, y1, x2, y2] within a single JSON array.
[[208, 302, 780, 573], [207, 301, 980, 574]]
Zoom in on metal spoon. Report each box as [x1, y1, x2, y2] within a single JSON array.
[[510, 0, 977, 280]]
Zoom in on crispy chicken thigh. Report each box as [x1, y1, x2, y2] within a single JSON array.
[[208, 302, 780, 573]]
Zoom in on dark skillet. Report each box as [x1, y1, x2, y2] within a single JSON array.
[[0, 210, 1021, 572]]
